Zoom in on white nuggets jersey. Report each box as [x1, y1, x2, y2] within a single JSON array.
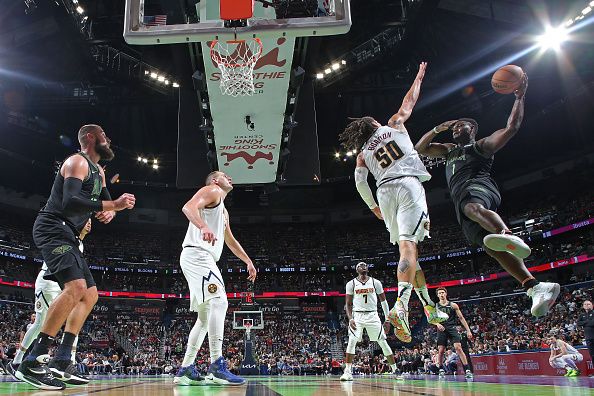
[[362, 125, 431, 186], [346, 277, 384, 312], [182, 200, 226, 262], [36, 240, 84, 293]]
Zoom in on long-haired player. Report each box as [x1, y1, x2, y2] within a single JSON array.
[[339, 62, 448, 343]]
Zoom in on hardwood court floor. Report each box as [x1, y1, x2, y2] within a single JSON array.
[[1, 374, 594, 395]]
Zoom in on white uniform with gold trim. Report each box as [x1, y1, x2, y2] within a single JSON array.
[[346, 277, 386, 341], [180, 200, 227, 311], [34, 241, 83, 313], [362, 124, 431, 244]]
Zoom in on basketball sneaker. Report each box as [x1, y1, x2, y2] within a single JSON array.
[[527, 282, 560, 317], [423, 304, 449, 325], [388, 299, 411, 343], [567, 369, 580, 377], [465, 370, 473, 379], [174, 365, 205, 385], [48, 358, 89, 385], [15, 355, 65, 390], [340, 370, 353, 381], [4, 360, 20, 382], [206, 357, 246, 385], [483, 232, 531, 259], [438, 368, 445, 378]]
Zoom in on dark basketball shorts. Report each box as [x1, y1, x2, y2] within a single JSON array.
[[453, 179, 502, 247], [437, 325, 461, 346], [33, 214, 95, 289]]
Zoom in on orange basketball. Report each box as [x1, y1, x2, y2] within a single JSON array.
[[491, 65, 524, 94]]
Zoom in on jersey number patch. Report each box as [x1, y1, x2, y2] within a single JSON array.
[[374, 141, 404, 168]]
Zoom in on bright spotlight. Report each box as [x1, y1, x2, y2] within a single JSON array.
[[582, 6, 592, 15], [331, 63, 340, 70], [164, 80, 170, 85], [316, 73, 324, 79], [538, 26, 568, 50], [341, 60, 347, 65], [144, 70, 149, 75], [142, 158, 148, 164], [152, 164, 159, 170], [324, 68, 331, 74], [346, 151, 353, 157], [334, 152, 340, 158], [150, 72, 158, 79], [157, 75, 165, 82], [172, 82, 180, 88], [76, 6, 84, 14], [137, 156, 142, 162]]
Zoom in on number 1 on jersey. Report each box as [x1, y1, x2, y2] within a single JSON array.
[[374, 140, 404, 169]]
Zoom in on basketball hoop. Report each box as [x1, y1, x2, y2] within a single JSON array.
[[210, 38, 263, 97]]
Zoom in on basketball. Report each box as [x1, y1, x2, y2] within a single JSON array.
[[491, 65, 524, 94]]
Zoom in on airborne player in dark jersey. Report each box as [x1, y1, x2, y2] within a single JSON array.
[[415, 73, 560, 318]]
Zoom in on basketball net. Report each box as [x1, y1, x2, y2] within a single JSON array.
[[210, 39, 263, 97], [244, 322, 253, 340]]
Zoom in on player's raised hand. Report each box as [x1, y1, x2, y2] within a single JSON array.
[[416, 62, 427, 82], [434, 120, 457, 134], [349, 319, 357, 331], [113, 193, 136, 211], [201, 225, 217, 245], [515, 73, 528, 99], [247, 262, 257, 282], [371, 207, 383, 220]]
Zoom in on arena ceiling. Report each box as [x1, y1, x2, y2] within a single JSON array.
[[0, 0, 593, 209]]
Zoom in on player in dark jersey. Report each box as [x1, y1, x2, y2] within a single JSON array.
[[415, 74, 560, 318], [433, 288, 473, 379], [16, 124, 136, 390]]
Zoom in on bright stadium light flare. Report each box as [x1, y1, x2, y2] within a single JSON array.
[[76, 6, 84, 14], [537, 26, 568, 50], [324, 68, 331, 74], [316, 73, 324, 79], [172, 82, 179, 88], [334, 152, 340, 158], [582, 6, 592, 15], [332, 63, 340, 70]]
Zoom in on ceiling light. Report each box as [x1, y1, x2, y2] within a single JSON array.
[[316, 73, 324, 79], [324, 68, 331, 74], [137, 156, 142, 162], [582, 6, 592, 15], [537, 26, 568, 50], [164, 80, 169, 85], [157, 75, 165, 82], [152, 164, 159, 170], [172, 82, 180, 88], [346, 151, 353, 157], [76, 6, 84, 14], [150, 72, 158, 79], [142, 158, 148, 163], [332, 63, 340, 70], [341, 60, 346, 65], [144, 70, 149, 75], [334, 152, 340, 158]]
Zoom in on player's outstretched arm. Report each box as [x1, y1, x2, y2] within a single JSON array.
[[354, 154, 382, 220], [387, 62, 427, 128], [478, 74, 528, 156], [182, 186, 221, 245], [224, 210, 257, 282], [415, 120, 457, 158]]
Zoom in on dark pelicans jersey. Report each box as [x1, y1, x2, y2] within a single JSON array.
[[40, 152, 102, 233], [438, 301, 457, 327], [445, 143, 496, 198]]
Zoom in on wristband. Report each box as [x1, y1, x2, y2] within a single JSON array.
[[432, 127, 439, 135]]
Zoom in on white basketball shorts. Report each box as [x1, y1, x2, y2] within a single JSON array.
[[348, 311, 386, 342], [180, 247, 226, 311]]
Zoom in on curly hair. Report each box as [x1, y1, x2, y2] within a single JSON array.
[[338, 117, 378, 151]]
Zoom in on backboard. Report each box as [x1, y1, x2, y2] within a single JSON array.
[[233, 310, 264, 330], [124, 0, 350, 185]]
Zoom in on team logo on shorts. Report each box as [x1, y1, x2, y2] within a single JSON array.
[[208, 284, 218, 294], [35, 299, 42, 311], [51, 245, 72, 255]]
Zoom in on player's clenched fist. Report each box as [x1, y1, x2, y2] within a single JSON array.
[[114, 193, 136, 211]]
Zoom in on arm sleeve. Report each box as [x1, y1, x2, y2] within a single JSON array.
[[354, 167, 378, 209], [62, 177, 103, 214], [99, 187, 112, 201], [381, 300, 390, 321], [346, 280, 354, 295]]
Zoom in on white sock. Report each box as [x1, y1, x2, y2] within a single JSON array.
[[207, 297, 228, 364], [414, 286, 434, 307], [345, 363, 352, 372], [71, 336, 78, 364], [397, 282, 413, 308], [14, 313, 45, 364], [181, 311, 208, 367]]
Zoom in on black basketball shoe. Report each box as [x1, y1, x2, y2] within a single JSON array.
[[48, 358, 90, 385], [15, 355, 65, 390], [4, 360, 20, 381]]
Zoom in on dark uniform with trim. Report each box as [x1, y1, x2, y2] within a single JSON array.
[[436, 302, 461, 346], [445, 142, 501, 246], [32, 153, 101, 288]]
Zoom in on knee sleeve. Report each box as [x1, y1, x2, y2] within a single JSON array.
[[346, 337, 357, 355], [377, 339, 393, 357]]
